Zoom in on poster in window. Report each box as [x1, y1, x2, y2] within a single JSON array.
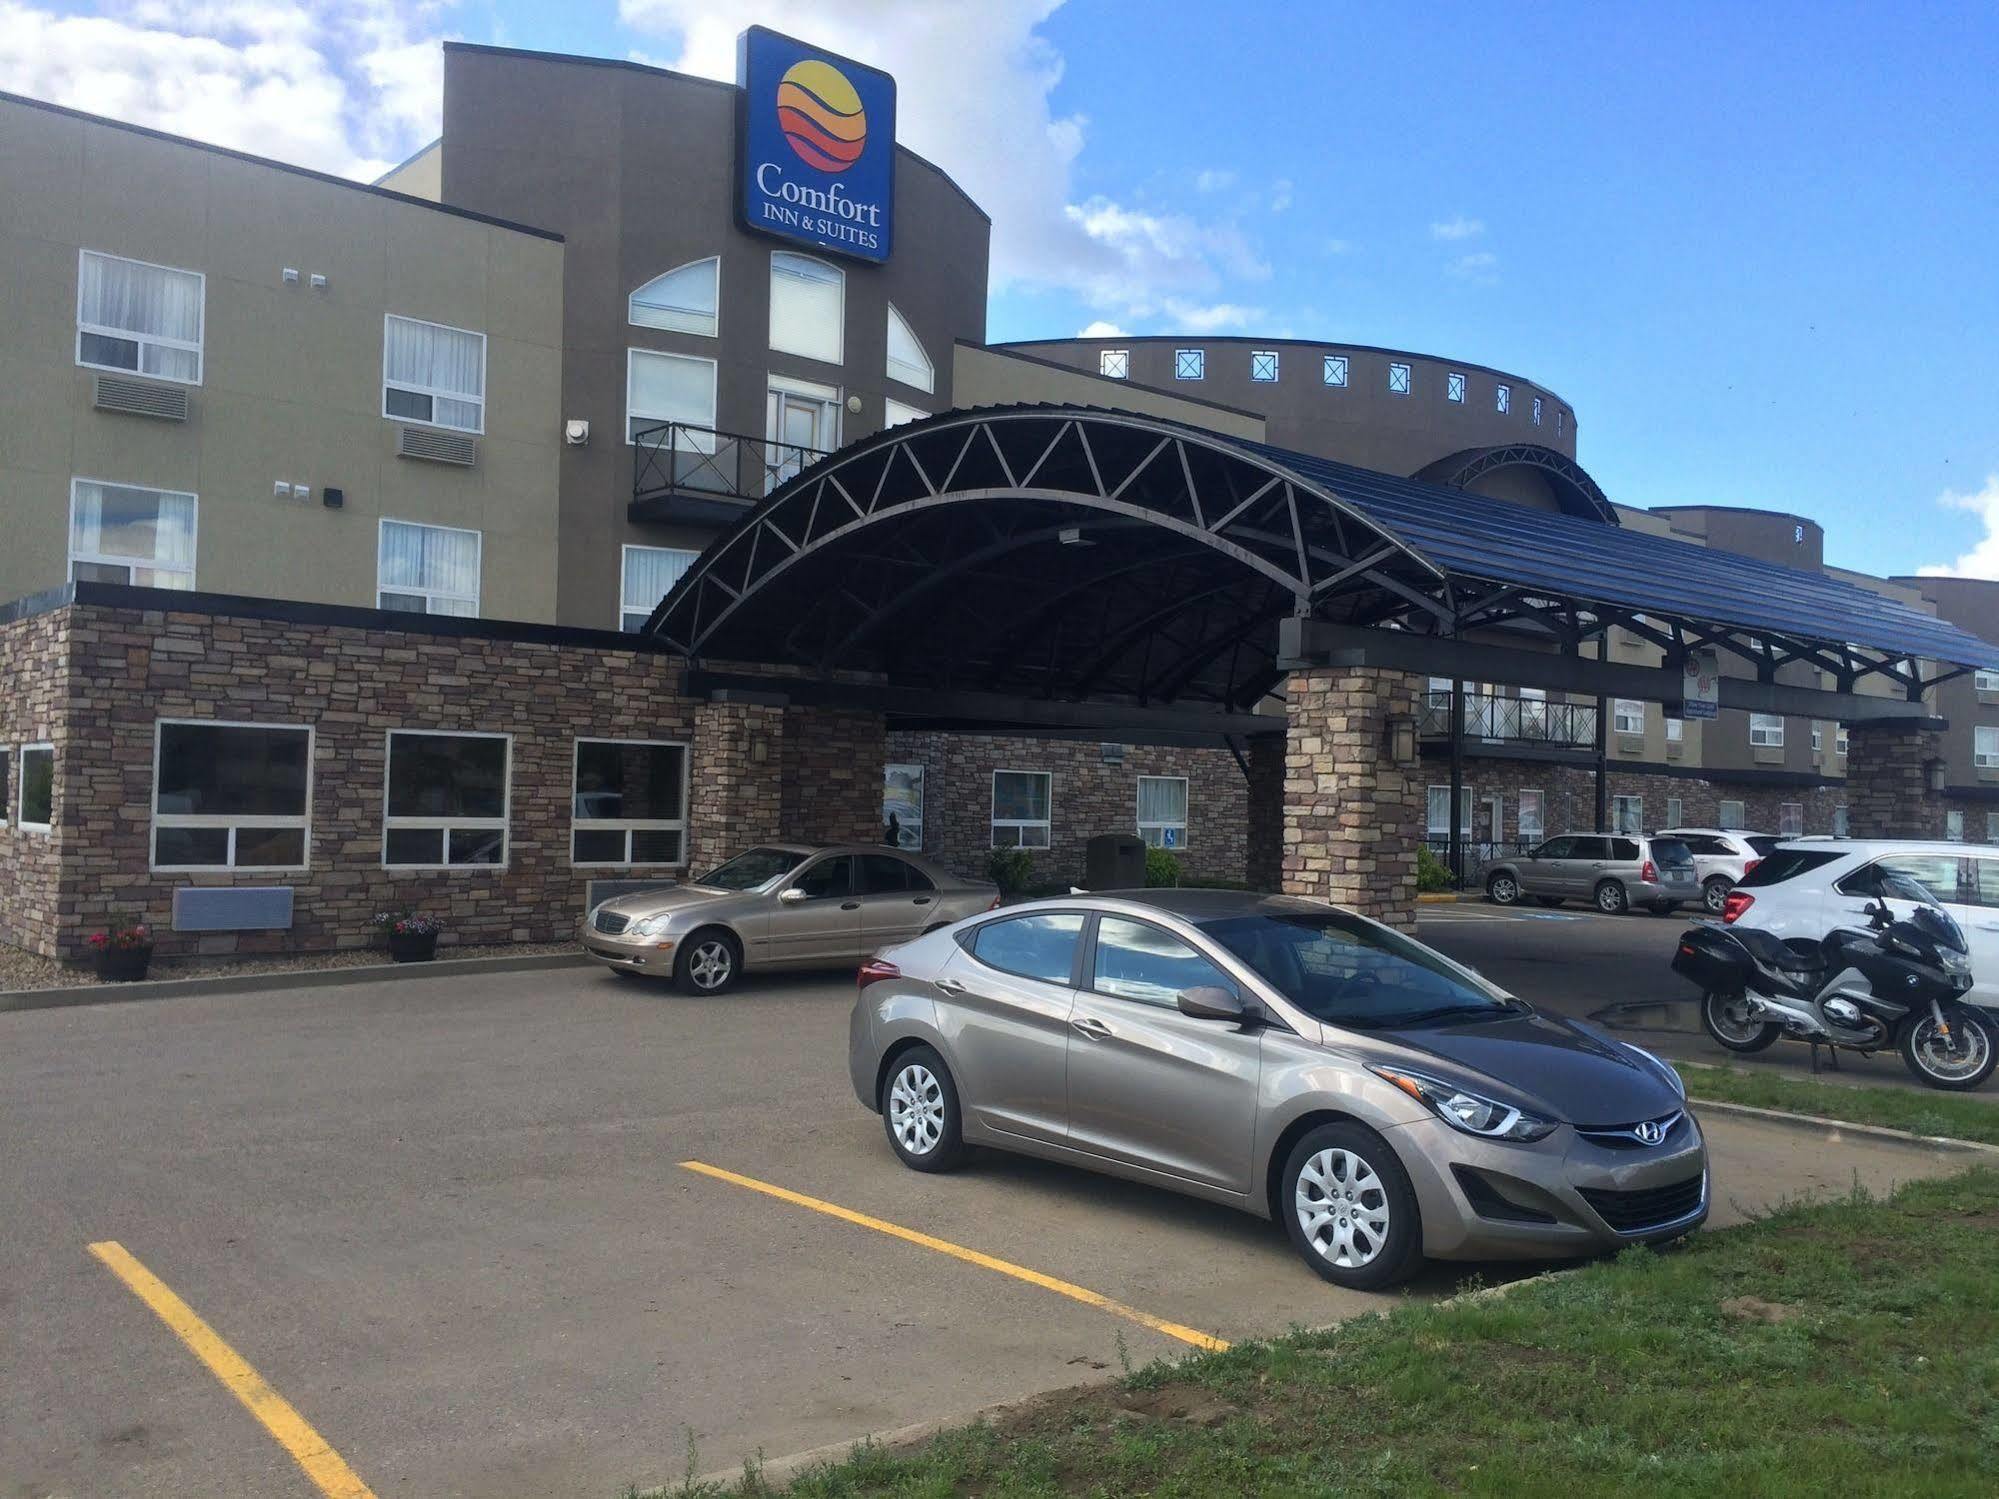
[[883, 763, 923, 849]]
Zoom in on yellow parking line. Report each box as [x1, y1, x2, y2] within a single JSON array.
[[680, 1160, 1230, 1352], [87, 1241, 377, 1499]]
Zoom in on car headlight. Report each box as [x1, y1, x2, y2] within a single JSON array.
[[1369, 1066, 1557, 1142], [1620, 1041, 1687, 1100], [628, 913, 677, 939]]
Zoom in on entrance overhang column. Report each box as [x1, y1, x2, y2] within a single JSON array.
[[1845, 717, 1949, 839]]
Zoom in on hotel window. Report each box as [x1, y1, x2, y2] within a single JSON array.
[[620, 545, 697, 632], [382, 315, 485, 433], [69, 479, 196, 589], [1665, 716, 1684, 744], [1388, 362, 1411, 395], [883, 397, 928, 428], [378, 519, 480, 616], [1425, 676, 1453, 713], [1614, 699, 1645, 735], [1557, 409, 1566, 436], [1517, 789, 1545, 840], [1496, 383, 1510, 413], [1665, 796, 1684, 828], [1136, 776, 1189, 850], [76, 249, 204, 384], [628, 258, 720, 336], [1979, 670, 1999, 692], [768, 251, 844, 364], [626, 348, 718, 444], [1612, 795, 1643, 836], [1836, 724, 1849, 757], [1446, 371, 1466, 403], [1719, 799, 1746, 830], [1532, 395, 1544, 425], [1749, 713, 1785, 748], [1977, 726, 1999, 769], [572, 739, 688, 866], [152, 721, 311, 870], [1947, 809, 1966, 842], [1833, 805, 1850, 837], [1250, 350, 1279, 382], [383, 730, 509, 868], [1812, 724, 1823, 753], [883, 762, 924, 850], [885, 303, 934, 393], [1099, 348, 1129, 379], [1426, 785, 1474, 837], [1323, 355, 1348, 386], [991, 769, 1051, 849], [19, 745, 53, 832], [1988, 812, 1999, 844], [1174, 348, 1204, 380], [1779, 803, 1804, 838]]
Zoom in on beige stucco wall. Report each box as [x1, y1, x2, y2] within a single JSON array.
[[0, 97, 563, 620], [951, 343, 1267, 442], [376, 140, 443, 201]]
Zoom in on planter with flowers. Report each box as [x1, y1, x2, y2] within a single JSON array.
[[87, 920, 154, 983], [374, 909, 442, 963]]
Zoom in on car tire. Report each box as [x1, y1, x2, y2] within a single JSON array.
[[1703, 878, 1732, 915], [1647, 901, 1679, 916], [1701, 990, 1779, 1053], [880, 1044, 967, 1171], [673, 927, 741, 996], [1533, 896, 1565, 907], [1486, 872, 1521, 905], [1594, 880, 1629, 915], [1899, 1006, 1998, 1091], [1280, 1122, 1423, 1291]]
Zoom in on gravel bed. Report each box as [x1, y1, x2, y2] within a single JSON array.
[[0, 941, 583, 992]]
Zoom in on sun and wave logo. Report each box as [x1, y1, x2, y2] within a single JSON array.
[[775, 59, 867, 174]]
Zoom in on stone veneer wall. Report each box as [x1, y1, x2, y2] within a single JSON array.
[[1426, 756, 1854, 841], [782, 707, 891, 847], [884, 730, 1249, 885], [0, 609, 70, 954], [1282, 667, 1424, 926], [1846, 720, 1948, 840]]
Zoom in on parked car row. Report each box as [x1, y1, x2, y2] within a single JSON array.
[[1483, 826, 1778, 916]]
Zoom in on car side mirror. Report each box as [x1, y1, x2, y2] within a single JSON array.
[[1177, 985, 1251, 1023], [779, 887, 806, 904]]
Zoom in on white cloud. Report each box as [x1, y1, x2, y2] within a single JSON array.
[[0, 0, 451, 180], [1161, 298, 1263, 332], [1430, 214, 1485, 241], [1268, 178, 1292, 213], [1076, 319, 1126, 338], [1193, 167, 1236, 192], [1446, 250, 1499, 284], [1323, 236, 1353, 255], [1917, 475, 1999, 580]]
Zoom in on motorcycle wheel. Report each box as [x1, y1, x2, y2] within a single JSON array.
[[1899, 1006, 1998, 1091], [1701, 990, 1779, 1053]]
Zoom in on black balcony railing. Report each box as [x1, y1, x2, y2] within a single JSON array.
[[630, 421, 827, 523], [1423, 836, 1540, 888], [1420, 693, 1598, 749]]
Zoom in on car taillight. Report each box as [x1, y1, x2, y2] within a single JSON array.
[[1640, 859, 1658, 883], [1722, 890, 1755, 924], [986, 894, 1002, 911], [1742, 857, 1761, 876], [857, 958, 901, 989]]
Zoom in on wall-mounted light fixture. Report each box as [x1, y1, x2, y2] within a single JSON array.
[[1925, 758, 1947, 794], [1386, 714, 1419, 767]]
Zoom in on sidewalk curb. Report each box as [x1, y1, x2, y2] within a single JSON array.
[[1416, 892, 1470, 904], [1688, 1095, 1999, 1155], [0, 951, 592, 1014]]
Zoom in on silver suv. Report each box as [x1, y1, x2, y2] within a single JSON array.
[[1653, 827, 1781, 915], [1484, 833, 1699, 915]]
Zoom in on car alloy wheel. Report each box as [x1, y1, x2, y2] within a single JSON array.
[[1704, 879, 1730, 914], [888, 1063, 946, 1155], [1487, 874, 1519, 905], [679, 932, 737, 994], [1295, 1147, 1391, 1269], [1596, 881, 1628, 914]]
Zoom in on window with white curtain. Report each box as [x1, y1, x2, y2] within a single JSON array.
[[1426, 785, 1474, 837], [1517, 789, 1545, 840], [1612, 795, 1643, 835], [1718, 799, 1746, 829], [382, 315, 485, 433], [626, 348, 718, 445], [885, 303, 933, 393], [69, 479, 197, 588], [883, 397, 928, 428], [1977, 726, 1999, 769], [377, 519, 480, 615], [76, 249, 204, 384], [1779, 803, 1804, 837], [769, 251, 844, 364], [629, 258, 719, 336], [1136, 776, 1189, 849], [620, 545, 697, 631]]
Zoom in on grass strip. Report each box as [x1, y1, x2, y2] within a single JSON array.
[[1676, 1061, 1999, 1146]]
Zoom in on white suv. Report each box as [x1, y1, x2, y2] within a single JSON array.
[[1656, 828, 1783, 915], [1721, 840, 1999, 1011]]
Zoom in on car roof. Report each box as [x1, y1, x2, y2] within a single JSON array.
[[1771, 839, 1979, 857], [1657, 827, 1773, 838], [1022, 888, 1340, 922]]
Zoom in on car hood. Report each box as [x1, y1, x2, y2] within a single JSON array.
[[596, 884, 732, 918], [1372, 1011, 1679, 1128]]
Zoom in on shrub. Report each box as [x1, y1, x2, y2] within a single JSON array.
[[985, 846, 1037, 896], [85, 917, 152, 951], [1144, 846, 1183, 888], [1415, 844, 1454, 893]]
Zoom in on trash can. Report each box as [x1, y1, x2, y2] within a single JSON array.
[[1084, 833, 1147, 891]]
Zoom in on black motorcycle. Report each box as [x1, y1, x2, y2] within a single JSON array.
[[1671, 870, 1996, 1090]]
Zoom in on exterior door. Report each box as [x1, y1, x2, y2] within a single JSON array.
[[767, 854, 861, 964], [937, 911, 1085, 1145], [765, 377, 840, 490], [1064, 915, 1263, 1194], [1564, 835, 1612, 896], [856, 853, 937, 951]]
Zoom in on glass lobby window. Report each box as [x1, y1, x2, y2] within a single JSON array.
[[1136, 776, 1189, 849], [769, 251, 844, 364], [970, 911, 1084, 984], [629, 258, 719, 336], [76, 249, 204, 383], [69, 479, 196, 588], [19, 745, 54, 831], [1323, 354, 1348, 386], [626, 348, 718, 444], [1174, 348, 1204, 380], [1446, 371, 1466, 403], [1092, 916, 1234, 1007], [378, 519, 480, 615], [1250, 350, 1279, 382], [885, 303, 934, 392], [571, 739, 688, 866], [1749, 714, 1785, 748], [152, 721, 311, 869], [621, 545, 697, 631], [383, 731, 509, 868], [1388, 362, 1411, 394], [1099, 348, 1129, 379], [383, 315, 485, 432], [991, 769, 1051, 848]]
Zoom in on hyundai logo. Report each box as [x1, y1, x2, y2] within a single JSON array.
[[1634, 1120, 1667, 1146]]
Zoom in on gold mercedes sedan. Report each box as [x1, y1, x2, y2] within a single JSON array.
[[580, 844, 999, 994]]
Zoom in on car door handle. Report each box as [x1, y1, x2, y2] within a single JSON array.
[[912, 896, 933, 906], [840, 901, 860, 911], [934, 977, 968, 995], [1071, 1016, 1113, 1040]]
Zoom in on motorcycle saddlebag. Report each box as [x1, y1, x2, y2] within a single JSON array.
[[1671, 926, 1749, 992]]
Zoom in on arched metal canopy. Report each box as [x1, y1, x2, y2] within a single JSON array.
[[1414, 443, 1618, 523]]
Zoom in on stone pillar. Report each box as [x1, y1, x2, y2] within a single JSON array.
[[1845, 718, 1947, 839], [1245, 732, 1286, 892], [1281, 666, 1424, 928], [781, 706, 889, 845], [687, 699, 786, 872]]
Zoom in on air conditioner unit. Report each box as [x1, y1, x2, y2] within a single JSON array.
[[93, 374, 189, 422], [396, 424, 477, 466]]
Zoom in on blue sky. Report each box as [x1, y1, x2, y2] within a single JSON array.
[[7, 1, 1995, 577]]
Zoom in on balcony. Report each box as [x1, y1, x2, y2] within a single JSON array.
[[1420, 693, 1599, 753], [629, 422, 827, 527]]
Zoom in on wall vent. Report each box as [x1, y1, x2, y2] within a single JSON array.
[[93, 374, 189, 422], [396, 424, 477, 466]]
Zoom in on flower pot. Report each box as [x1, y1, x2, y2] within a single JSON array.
[[93, 944, 153, 983], [387, 930, 439, 963]]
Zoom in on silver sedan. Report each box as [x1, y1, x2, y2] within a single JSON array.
[[581, 844, 998, 994]]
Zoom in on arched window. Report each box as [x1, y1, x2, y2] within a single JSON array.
[[885, 303, 934, 394], [629, 257, 719, 336], [768, 252, 844, 364]]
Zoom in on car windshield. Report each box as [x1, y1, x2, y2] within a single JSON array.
[[1199, 910, 1513, 1030], [695, 847, 808, 891]]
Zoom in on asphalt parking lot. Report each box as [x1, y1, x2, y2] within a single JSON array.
[[0, 955, 1980, 1499]]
